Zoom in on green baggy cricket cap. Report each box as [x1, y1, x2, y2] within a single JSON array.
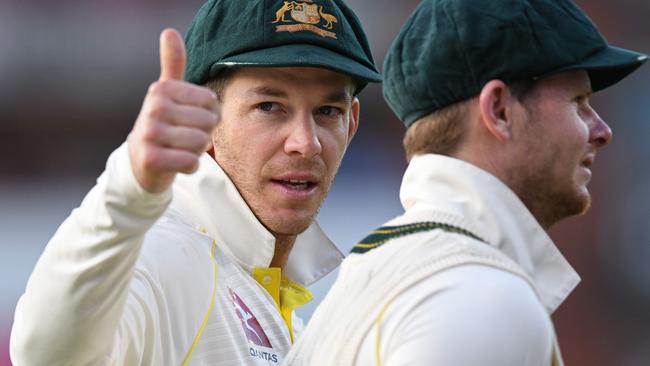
[[184, 0, 381, 92], [383, 0, 648, 127]]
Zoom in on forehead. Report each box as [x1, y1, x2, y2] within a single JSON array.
[[224, 67, 355, 97]]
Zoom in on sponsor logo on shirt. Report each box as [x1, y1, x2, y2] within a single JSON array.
[[229, 288, 273, 348], [249, 347, 279, 363]]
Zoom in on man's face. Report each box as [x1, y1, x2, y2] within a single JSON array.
[[211, 67, 359, 236], [511, 71, 613, 226]]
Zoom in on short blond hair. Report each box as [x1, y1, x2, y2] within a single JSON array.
[[403, 80, 538, 161], [204, 68, 239, 102], [403, 100, 470, 162]]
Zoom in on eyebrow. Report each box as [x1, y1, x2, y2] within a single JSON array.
[[246, 86, 288, 99], [324, 90, 353, 104], [245, 86, 353, 104]]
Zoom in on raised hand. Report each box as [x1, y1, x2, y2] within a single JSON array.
[[128, 28, 219, 193]]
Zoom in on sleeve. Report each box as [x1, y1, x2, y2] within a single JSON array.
[[10, 142, 172, 366], [366, 265, 554, 366]]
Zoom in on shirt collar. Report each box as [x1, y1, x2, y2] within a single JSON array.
[[169, 152, 343, 286], [399, 154, 580, 313]]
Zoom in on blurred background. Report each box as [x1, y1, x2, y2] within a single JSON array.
[[0, 0, 648, 364]]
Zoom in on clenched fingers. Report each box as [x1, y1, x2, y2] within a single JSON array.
[[143, 96, 218, 131], [141, 123, 212, 155], [148, 79, 217, 110], [133, 144, 202, 177]]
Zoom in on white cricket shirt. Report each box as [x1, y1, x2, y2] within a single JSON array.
[[11, 143, 343, 365], [285, 154, 580, 366]]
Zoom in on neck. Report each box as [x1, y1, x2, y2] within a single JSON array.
[[453, 150, 557, 231], [513, 194, 567, 231], [269, 234, 297, 269]]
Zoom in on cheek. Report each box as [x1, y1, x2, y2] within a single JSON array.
[[542, 108, 586, 147], [547, 125, 587, 181], [214, 124, 260, 171], [562, 120, 590, 161], [319, 128, 350, 163]]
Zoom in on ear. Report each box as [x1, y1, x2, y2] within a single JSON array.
[[207, 116, 223, 159], [478, 80, 515, 142], [346, 97, 360, 144]]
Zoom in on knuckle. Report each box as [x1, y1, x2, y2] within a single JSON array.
[[148, 79, 172, 95], [194, 110, 212, 129], [191, 87, 215, 107], [190, 130, 210, 149], [141, 123, 163, 142], [203, 87, 217, 100], [199, 132, 211, 148], [199, 110, 219, 130], [141, 149, 161, 172], [208, 110, 220, 125], [202, 89, 218, 104], [181, 158, 200, 174], [148, 80, 163, 95], [147, 99, 168, 120]]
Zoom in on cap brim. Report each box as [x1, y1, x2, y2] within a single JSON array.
[[208, 43, 382, 88], [556, 45, 648, 92]]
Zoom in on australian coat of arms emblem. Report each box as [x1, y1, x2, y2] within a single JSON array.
[[273, 0, 339, 39]]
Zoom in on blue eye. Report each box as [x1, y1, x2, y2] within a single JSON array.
[[318, 106, 342, 117], [258, 102, 279, 112]]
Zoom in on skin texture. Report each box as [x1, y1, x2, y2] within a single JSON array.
[[457, 71, 612, 229], [210, 68, 359, 265], [128, 29, 359, 268]]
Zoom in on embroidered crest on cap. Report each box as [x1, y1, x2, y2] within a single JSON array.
[[272, 0, 338, 39]]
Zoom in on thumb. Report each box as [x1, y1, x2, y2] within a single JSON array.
[[159, 28, 186, 81]]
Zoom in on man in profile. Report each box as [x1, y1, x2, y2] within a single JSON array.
[[284, 0, 647, 365]]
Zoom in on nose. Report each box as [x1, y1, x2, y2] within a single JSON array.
[[284, 113, 322, 158], [589, 109, 613, 148]]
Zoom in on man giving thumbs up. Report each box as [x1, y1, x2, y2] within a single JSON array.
[[10, 1, 380, 365]]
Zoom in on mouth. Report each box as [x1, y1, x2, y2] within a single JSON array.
[[581, 154, 595, 168], [270, 171, 321, 194], [271, 179, 318, 190]]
